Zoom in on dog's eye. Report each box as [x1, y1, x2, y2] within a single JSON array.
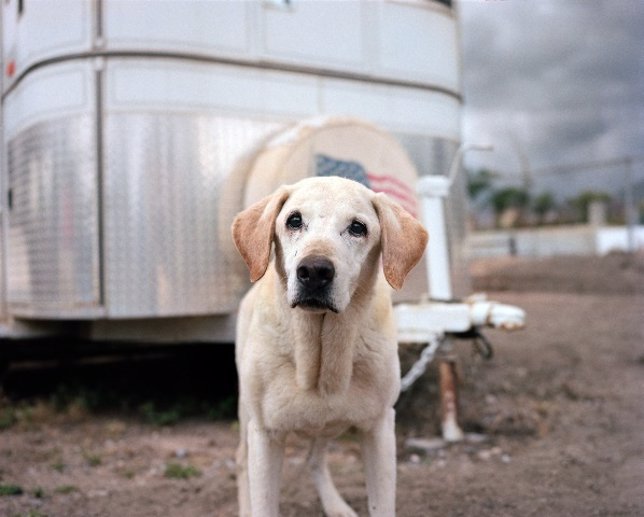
[[348, 220, 368, 237], [286, 212, 303, 230]]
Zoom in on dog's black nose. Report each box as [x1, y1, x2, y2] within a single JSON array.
[[297, 256, 335, 291]]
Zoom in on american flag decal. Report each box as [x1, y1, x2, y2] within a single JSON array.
[[315, 154, 418, 217]]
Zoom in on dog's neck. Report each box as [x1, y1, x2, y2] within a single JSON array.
[[290, 309, 359, 396], [281, 259, 379, 397]]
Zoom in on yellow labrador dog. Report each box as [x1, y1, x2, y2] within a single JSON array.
[[232, 176, 428, 517]]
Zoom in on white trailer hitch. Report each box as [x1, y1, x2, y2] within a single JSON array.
[[396, 174, 526, 442]]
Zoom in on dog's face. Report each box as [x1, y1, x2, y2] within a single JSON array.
[[274, 178, 383, 313], [232, 176, 428, 313]]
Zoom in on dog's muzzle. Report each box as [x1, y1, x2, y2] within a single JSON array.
[[292, 255, 338, 313]]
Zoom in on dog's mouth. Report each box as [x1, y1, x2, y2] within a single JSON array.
[[291, 297, 339, 314]]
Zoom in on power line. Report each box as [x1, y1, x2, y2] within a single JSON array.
[[531, 155, 644, 177]]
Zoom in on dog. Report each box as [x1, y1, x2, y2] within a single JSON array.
[[231, 176, 428, 517]]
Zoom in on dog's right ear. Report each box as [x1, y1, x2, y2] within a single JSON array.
[[232, 187, 291, 282]]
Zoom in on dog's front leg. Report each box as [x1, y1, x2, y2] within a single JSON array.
[[361, 408, 396, 517], [248, 419, 284, 517], [308, 438, 358, 517]]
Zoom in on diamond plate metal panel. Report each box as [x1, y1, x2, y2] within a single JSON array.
[[7, 116, 101, 315], [103, 114, 283, 317]]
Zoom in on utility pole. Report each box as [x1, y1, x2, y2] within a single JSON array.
[[508, 133, 532, 193], [624, 157, 636, 253]]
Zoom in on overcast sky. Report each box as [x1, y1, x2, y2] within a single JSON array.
[[459, 0, 644, 199]]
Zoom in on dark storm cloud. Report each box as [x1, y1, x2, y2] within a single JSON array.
[[460, 0, 644, 193]]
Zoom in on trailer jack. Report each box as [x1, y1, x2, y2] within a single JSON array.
[[395, 172, 526, 441]]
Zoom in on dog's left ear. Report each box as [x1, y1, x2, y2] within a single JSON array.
[[372, 193, 428, 290], [232, 186, 291, 282]]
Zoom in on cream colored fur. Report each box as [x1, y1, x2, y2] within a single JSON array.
[[231, 177, 428, 517]]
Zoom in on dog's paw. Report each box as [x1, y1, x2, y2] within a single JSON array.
[[325, 503, 358, 517]]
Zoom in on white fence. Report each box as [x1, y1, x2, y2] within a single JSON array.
[[467, 225, 644, 258]]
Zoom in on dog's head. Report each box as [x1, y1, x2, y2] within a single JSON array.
[[232, 177, 428, 313]]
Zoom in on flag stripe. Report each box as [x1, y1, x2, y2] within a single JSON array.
[[314, 154, 419, 216], [373, 188, 418, 217], [366, 173, 417, 206], [366, 172, 415, 197]]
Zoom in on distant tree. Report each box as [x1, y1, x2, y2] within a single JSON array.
[[467, 168, 497, 201], [567, 190, 611, 223], [532, 191, 556, 225], [490, 187, 530, 226], [490, 187, 529, 213]]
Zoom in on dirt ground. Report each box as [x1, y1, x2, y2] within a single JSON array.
[[1, 252, 643, 517]]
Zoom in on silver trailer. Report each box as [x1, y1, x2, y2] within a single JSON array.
[[0, 0, 465, 343], [1, 1, 528, 442]]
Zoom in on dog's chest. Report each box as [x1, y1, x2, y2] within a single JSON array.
[[262, 385, 381, 436], [260, 355, 397, 435]]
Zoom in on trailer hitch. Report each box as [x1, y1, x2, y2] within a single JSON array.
[[450, 327, 494, 360]]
